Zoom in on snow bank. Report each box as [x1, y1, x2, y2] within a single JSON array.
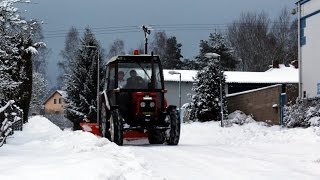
[[0, 116, 151, 180]]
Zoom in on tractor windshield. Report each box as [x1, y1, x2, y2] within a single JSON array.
[[118, 62, 163, 90]]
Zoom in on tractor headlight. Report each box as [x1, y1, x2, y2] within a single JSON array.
[[140, 102, 146, 107], [149, 102, 155, 108]]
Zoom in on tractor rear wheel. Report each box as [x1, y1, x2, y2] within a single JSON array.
[[166, 108, 181, 145], [148, 130, 165, 144], [109, 109, 123, 146]]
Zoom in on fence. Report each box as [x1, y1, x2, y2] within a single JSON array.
[[0, 100, 23, 147]]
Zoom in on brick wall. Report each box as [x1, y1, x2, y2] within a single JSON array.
[[227, 84, 282, 125]]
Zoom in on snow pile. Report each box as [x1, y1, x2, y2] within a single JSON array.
[[226, 110, 255, 125], [0, 116, 152, 180]]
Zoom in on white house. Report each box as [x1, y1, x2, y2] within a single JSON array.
[[163, 64, 298, 107], [297, 0, 320, 98]]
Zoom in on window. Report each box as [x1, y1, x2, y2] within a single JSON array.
[[59, 98, 62, 104], [54, 99, 57, 104]]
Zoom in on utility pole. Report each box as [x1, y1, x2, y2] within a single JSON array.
[[142, 25, 152, 54]]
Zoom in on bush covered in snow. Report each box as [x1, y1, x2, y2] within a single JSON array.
[[284, 98, 320, 127]]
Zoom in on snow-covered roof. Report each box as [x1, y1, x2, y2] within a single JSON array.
[[57, 90, 67, 99], [164, 64, 299, 84], [43, 90, 67, 105], [107, 54, 160, 64]]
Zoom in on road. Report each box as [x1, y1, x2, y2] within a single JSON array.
[[124, 122, 320, 180]]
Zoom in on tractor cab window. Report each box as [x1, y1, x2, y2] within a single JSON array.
[[118, 62, 163, 90], [107, 65, 116, 90]]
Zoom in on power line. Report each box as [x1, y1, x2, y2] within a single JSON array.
[[43, 22, 296, 39]]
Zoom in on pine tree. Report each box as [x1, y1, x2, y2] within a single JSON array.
[[65, 28, 103, 130], [58, 27, 80, 89], [189, 59, 227, 122], [162, 36, 183, 69], [151, 32, 184, 69], [196, 32, 238, 70]]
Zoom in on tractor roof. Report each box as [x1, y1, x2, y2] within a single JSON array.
[[107, 54, 160, 65]]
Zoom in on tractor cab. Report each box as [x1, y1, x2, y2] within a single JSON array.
[[99, 53, 180, 145]]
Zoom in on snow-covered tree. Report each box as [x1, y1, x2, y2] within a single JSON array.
[[196, 32, 237, 70], [189, 58, 227, 122], [0, 0, 43, 122], [29, 72, 48, 114], [65, 27, 103, 130]]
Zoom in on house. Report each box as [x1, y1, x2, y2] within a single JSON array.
[[297, 0, 320, 98], [163, 63, 299, 107], [42, 90, 67, 114]]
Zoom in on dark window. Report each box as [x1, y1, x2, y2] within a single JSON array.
[[59, 98, 62, 104], [54, 99, 57, 104]]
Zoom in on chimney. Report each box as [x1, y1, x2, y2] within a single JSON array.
[[291, 60, 298, 69], [272, 60, 279, 68]]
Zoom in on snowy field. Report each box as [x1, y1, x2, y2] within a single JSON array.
[[1, 116, 320, 180]]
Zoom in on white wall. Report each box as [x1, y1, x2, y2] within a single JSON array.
[[300, 1, 320, 98], [164, 81, 194, 107]]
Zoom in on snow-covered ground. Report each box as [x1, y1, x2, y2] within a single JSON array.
[[0, 116, 151, 180], [1, 116, 320, 180], [127, 122, 320, 180]]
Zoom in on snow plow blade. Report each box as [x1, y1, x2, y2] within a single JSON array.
[[80, 123, 101, 136], [80, 122, 147, 140]]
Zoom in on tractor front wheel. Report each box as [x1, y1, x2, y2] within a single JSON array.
[[148, 130, 165, 144], [166, 108, 181, 145], [109, 109, 123, 146]]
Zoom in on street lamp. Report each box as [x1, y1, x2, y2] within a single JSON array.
[[83, 45, 100, 124], [168, 70, 182, 113], [205, 52, 224, 127]]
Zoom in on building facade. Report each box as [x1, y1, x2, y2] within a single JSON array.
[[43, 90, 67, 114], [298, 0, 320, 98]]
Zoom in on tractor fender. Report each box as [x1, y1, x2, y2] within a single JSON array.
[[166, 105, 177, 113], [100, 91, 110, 111]]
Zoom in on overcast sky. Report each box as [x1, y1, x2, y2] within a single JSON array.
[[19, 0, 296, 87]]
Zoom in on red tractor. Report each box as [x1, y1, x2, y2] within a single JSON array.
[[98, 52, 180, 145]]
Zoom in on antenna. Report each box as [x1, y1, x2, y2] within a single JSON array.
[[141, 25, 153, 54]]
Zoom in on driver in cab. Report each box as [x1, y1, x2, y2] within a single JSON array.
[[126, 69, 145, 89]]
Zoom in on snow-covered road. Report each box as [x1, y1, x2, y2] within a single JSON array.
[[126, 122, 320, 180], [1, 116, 320, 180]]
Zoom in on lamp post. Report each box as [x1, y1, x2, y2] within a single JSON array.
[[205, 53, 224, 127], [168, 70, 182, 113], [83, 45, 100, 124]]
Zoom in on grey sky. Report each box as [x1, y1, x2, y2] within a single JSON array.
[[19, 0, 296, 87]]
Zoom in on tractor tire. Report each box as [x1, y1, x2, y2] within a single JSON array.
[[109, 109, 123, 146], [148, 130, 165, 144], [166, 108, 181, 145], [100, 103, 110, 139]]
